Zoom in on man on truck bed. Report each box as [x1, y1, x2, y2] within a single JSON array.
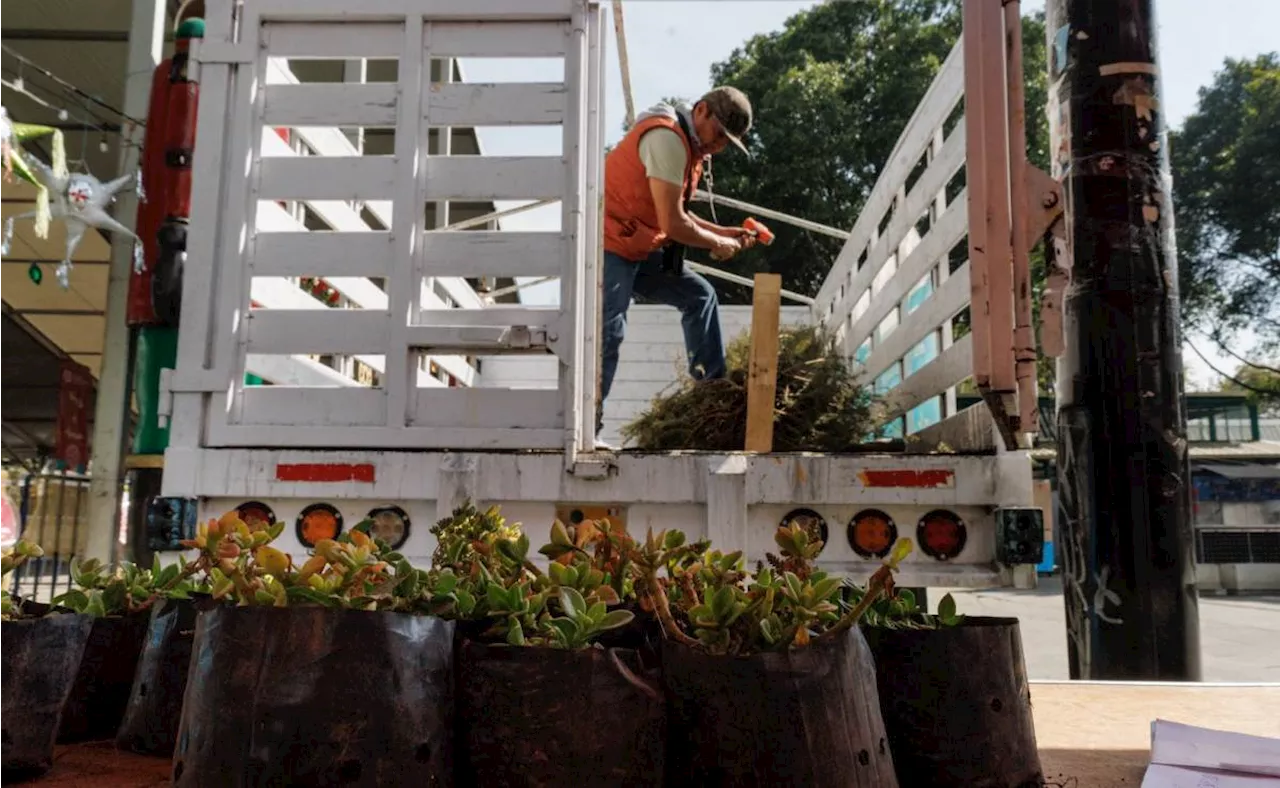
[[599, 86, 757, 448]]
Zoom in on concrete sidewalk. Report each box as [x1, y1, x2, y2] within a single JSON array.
[[927, 577, 1280, 682]]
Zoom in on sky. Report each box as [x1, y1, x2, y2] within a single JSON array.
[[458, 0, 1280, 389]]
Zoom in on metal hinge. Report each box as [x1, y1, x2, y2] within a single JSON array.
[[1023, 163, 1069, 359]]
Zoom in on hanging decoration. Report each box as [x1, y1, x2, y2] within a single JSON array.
[[2, 154, 139, 288], [0, 105, 69, 240]]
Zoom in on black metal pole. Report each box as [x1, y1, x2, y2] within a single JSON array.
[[1046, 0, 1201, 680]]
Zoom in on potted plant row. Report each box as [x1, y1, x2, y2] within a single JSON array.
[[5, 501, 1041, 788]]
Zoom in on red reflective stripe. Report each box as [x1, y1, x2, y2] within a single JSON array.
[[859, 469, 955, 488], [275, 463, 375, 483]]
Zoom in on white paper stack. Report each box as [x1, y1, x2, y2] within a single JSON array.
[[1142, 719, 1280, 787]]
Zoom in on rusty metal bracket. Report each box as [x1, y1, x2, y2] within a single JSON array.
[[1024, 162, 1069, 359], [1023, 163, 1064, 249]]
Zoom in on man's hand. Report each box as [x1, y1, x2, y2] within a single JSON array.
[[709, 236, 742, 261]]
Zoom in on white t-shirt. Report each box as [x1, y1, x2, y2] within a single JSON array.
[[637, 127, 688, 186]]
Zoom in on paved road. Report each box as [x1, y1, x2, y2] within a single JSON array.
[[927, 577, 1280, 682]]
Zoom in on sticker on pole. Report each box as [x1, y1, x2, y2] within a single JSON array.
[[857, 468, 955, 489]]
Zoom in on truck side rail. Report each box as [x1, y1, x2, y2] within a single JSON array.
[[812, 1, 1054, 451]]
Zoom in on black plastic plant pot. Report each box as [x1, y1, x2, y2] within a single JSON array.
[[116, 594, 216, 756], [661, 628, 898, 788], [862, 616, 1043, 788], [172, 605, 456, 787], [57, 609, 153, 743], [1, 612, 95, 779], [456, 640, 665, 787]]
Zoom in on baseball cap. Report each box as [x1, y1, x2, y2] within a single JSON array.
[[700, 86, 752, 154]]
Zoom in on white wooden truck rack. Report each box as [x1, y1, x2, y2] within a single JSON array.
[[163, 0, 1058, 589]]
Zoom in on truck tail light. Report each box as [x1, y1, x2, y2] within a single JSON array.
[[848, 509, 897, 559], [235, 501, 276, 530], [917, 509, 967, 561], [366, 505, 410, 550], [779, 508, 829, 552], [297, 503, 343, 548]]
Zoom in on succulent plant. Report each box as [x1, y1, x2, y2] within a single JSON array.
[[425, 512, 637, 649], [180, 510, 419, 610], [847, 585, 965, 629], [628, 522, 913, 656], [51, 555, 206, 618], [429, 502, 524, 571], [1, 539, 45, 620]]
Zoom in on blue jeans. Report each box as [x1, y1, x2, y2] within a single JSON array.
[[599, 249, 725, 430]]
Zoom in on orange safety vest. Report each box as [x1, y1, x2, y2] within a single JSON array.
[[603, 114, 704, 262]]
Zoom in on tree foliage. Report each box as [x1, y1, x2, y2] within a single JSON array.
[[689, 0, 1048, 308], [1171, 53, 1280, 355], [1218, 363, 1280, 414]]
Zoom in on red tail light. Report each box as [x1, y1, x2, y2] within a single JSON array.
[[779, 508, 830, 552], [235, 501, 276, 530], [917, 509, 967, 561], [848, 509, 898, 559]]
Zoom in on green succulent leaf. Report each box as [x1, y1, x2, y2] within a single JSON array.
[[506, 617, 526, 646], [937, 592, 957, 621], [558, 586, 586, 619], [548, 560, 571, 586], [85, 590, 108, 618], [598, 609, 634, 631]]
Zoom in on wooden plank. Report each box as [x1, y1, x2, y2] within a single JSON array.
[[240, 387, 385, 427], [417, 305, 560, 328], [428, 21, 569, 57], [411, 388, 562, 430], [844, 193, 968, 359], [264, 22, 403, 57], [862, 260, 971, 382], [420, 231, 565, 278], [832, 124, 967, 341], [201, 3, 261, 382], [882, 334, 972, 418], [407, 325, 552, 352], [745, 274, 781, 453], [423, 156, 564, 201], [253, 232, 394, 277], [381, 15, 427, 432], [168, 2, 238, 454], [258, 156, 397, 201], [904, 402, 995, 453], [426, 82, 566, 126], [254, 0, 575, 21], [262, 83, 399, 127], [245, 309, 389, 355], [245, 353, 361, 387], [581, 1, 606, 445], [205, 423, 567, 450]]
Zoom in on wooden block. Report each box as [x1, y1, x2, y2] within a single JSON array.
[[745, 273, 782, 453]]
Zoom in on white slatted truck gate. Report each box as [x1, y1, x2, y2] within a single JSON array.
[[162, 0, 1050, 590]]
